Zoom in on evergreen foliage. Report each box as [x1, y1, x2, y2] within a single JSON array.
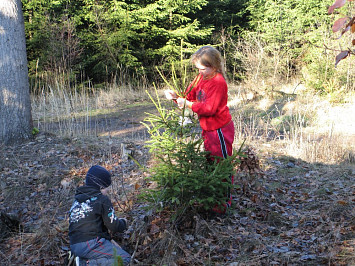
[[21, 0, 351, 93], [245, 0, 334, 78], [196, 0, 248, 31], [141, 70, 241, 217], [246, 0, 332, 50], [22, 0, 213, 85]]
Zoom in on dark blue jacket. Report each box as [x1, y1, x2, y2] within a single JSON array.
[[69, 185, 126, 244]]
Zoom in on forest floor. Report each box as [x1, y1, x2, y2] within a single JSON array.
[[0, 99, 354, 266]]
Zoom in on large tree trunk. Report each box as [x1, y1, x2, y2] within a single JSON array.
[[0, 0, 33, 144]]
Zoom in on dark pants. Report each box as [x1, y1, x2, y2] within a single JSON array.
[[71, 237, 131, 265]]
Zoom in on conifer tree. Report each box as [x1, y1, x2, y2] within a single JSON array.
[[96, 0, 213, 78], [22, 0, 213, 83], [142, 67, 241, 217], [246, 0, 332, 54]]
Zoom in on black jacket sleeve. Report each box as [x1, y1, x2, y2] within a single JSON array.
[[101, 196, 127, 233]]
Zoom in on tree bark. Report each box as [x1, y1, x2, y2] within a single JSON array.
[[0, 0, 33, 144]]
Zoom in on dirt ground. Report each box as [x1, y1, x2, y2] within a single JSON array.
[[0, 101, 354, 265]]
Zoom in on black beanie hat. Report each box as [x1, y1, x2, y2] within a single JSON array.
[[85, 165, 112, 190]]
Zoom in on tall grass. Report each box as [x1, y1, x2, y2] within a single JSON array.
[[31, 72, 355, 165], [31, 76, 152, 138], [229, 83, 355, 165]]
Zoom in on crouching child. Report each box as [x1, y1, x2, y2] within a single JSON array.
[[69, 165, 131, 265]]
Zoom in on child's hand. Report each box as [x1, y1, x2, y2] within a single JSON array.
[[176, 97, 185, 108], [119, 218, 128, 229], [164, 89, 178, 100], [177, 98, 193, 109]]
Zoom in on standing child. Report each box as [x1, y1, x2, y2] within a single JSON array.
[[69, 165, 131, 265], [165, 46, 235, 214]]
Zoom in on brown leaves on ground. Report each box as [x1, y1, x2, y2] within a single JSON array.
[[0, 133, 354, 265], [0, 133, 148, 265]]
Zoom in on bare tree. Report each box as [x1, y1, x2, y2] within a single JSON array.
[[0, 0, 33, 144]]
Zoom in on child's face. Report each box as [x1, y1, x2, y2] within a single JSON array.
[[100, 186, 110, 195], [195, 61, 216, 79]]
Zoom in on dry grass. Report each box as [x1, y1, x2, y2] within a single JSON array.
[[224, 26, 355, 166], [31, 82, 154, 137], [228, 81, 355, 165], [31, 77, 355, 166]]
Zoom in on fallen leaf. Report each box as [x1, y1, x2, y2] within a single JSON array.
[[335, 50, 349, 67], [337, 200, 347, 205], [328, 0, 347, 14], [150, 223, 160, 234], [332, 17, 348, 32]]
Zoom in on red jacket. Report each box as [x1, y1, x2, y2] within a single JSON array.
[[186, 73, 232, 131]]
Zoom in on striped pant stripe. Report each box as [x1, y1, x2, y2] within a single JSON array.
[[217, 127, 232, 206]]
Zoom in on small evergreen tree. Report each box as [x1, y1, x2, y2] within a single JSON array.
[[142, 68, 241, 217]]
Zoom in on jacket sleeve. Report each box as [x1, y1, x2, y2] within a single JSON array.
[[101, 196, 127, 233]]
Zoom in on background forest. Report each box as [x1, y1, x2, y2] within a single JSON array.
[[23, 0, 354, 94]]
